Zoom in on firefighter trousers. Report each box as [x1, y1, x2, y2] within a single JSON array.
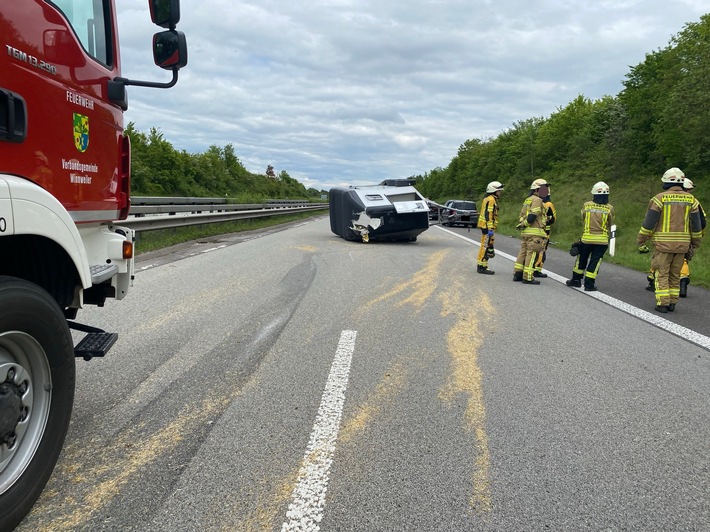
[[477, 230, 495, 267], [648, 258, 690, 281], [514, 235, 547, 281], [571, 242, 607, 288], [650, 252, 685, 306]]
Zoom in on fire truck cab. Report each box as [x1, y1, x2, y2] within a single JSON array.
[[0, 1, 186, 528]]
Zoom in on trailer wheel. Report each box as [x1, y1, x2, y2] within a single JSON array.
[[0, 276, 75, 530]]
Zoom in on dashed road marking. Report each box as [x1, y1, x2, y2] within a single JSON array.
[[282, 330, 357, 531]]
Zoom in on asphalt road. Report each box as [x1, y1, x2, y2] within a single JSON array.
[[437, 222, 710, 341], [17, 217, 710, 531]]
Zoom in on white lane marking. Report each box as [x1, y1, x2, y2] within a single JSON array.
[[436, 226, 710, 351], [200, 244, 227, 253], [282, 330, 357, 531]]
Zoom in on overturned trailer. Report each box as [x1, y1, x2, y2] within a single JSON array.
[[329, 179, 430, 242]]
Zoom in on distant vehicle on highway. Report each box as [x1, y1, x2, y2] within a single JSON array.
[[433, 199, 455, 222], [440, 200, 479, 227]]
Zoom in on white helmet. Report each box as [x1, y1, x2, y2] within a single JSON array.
[[683, 178, 695, 190], [662, 167, 685, 184], [530, 178, 548, 190], [486, 181, 504, 193], [591, 181, 610, 195]]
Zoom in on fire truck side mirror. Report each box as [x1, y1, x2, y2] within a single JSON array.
[[108, 1, 187, 105], [153, 30, 188, 70], [150, 0, 181, 29]]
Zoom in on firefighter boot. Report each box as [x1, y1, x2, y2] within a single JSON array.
[[477, 265, 495, 275], [680, 278, 689, 298], [584, 279, 597, 292], [566, 274, 582, 288], [513, 271, 523, 282]]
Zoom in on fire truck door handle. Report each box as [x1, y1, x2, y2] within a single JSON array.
[[0, 88, 28, 143]]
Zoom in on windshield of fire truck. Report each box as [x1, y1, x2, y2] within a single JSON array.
[[50, 0, 110, 65]]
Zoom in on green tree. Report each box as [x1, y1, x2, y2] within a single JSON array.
[[655, 15, 710, 175]]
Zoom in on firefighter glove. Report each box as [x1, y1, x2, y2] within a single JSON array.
[[685, 247, 695, 262], [487, 229, 494, 236], [638, 245, 650, 254]]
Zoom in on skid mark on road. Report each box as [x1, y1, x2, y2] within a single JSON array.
[[439, 281, 493, 514], [219, 249, 490, 529]]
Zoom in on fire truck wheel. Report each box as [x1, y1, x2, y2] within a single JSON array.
[[0, 276, 75, 530]]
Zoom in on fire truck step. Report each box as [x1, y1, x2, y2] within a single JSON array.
[[90, 263, 119, 284], [74, 332, 118, 360]]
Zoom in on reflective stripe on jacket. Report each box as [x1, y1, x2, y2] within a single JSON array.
[[581, 201, 614, 245]]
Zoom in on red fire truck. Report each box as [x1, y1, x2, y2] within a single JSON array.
[[0, 1, 187, 527]]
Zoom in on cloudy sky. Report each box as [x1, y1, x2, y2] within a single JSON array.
[[116, 1, 708, 192]]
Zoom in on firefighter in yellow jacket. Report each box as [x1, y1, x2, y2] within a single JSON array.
[[513, 178, 549, 285], [645, 177, 707, 296], [637, 167, 703, 313], [476, 181, 504, 275], [565, 182, 614, 291]]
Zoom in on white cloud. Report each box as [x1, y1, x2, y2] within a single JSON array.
[[116, 0, 709, 191]]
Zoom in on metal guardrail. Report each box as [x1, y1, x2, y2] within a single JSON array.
[[130, 197, 313, 207], [131, 196, 229, 206], [121, 197, 328, 232]]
